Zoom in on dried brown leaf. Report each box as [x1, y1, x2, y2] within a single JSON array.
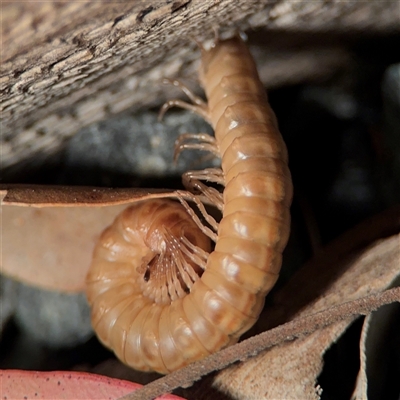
[[2, 204, 125, 291], [1, 184, 180, 291], [352, 276, 400, 400], [352, 313, 372, 400], [213, 235, 400, 400]]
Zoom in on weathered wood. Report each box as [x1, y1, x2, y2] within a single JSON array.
[[1, 0, 399, 171]]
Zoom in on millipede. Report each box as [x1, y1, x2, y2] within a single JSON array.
[[85, 34, 293, 374]]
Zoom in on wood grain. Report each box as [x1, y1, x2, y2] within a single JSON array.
[[2, 0, 398, 172]]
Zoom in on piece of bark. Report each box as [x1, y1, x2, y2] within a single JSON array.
[[2, 0, 398, 171]]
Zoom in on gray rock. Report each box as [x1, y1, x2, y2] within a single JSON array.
[[14, 282, 93, 348], [0, 275, 18, 336], [64, 110, 219, 178]]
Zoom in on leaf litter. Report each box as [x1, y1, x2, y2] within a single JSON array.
[[1, 185, 399, 399]]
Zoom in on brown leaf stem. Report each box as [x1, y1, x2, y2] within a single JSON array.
[[0, 184, 177, 207]]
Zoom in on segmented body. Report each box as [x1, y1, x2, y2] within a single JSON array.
[[86, 36, 293, 374]]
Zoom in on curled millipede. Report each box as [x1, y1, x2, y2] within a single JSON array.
[[86, 34, 293, 374]]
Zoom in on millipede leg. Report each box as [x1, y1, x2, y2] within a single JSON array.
[[176, 191, 218, 242], [159, 79, 210, 122], [174, 133, 219, 161], [191, 182, 223, 212], [162, 78, 207, 107], [159, 100, 210, 122], [182, 171, 224, 212], [183, 168, 225, 186], [180, 236, 209, 267], [177, 189, 219, 230], [175, 132, 217, 147]]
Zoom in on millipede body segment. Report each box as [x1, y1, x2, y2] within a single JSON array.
[[86, 35, 293, 374]]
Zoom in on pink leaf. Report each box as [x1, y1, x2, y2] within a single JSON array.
[[0, 370, 185, 400]]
